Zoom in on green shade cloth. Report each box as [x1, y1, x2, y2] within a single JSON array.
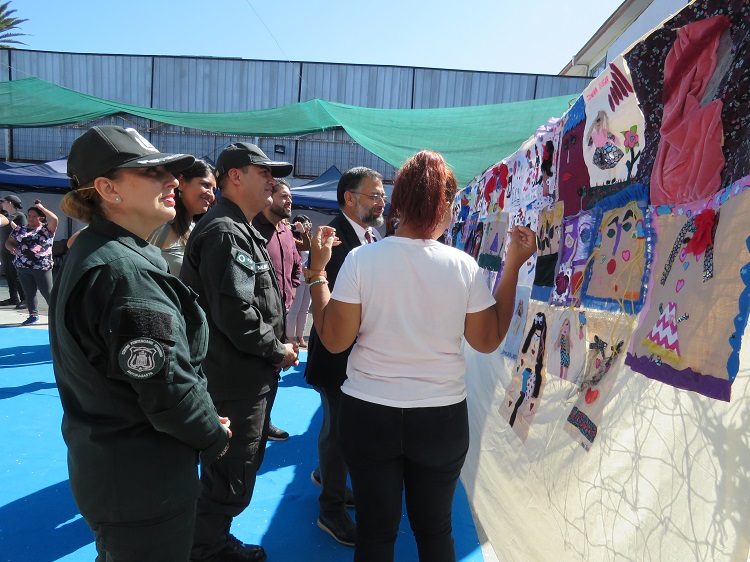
[[0, 77, 577, 185]]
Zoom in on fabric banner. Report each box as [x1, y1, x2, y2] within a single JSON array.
[[579, 183, 652, 314], [498, 300, 550, 442], [626, 177, 750, 401]]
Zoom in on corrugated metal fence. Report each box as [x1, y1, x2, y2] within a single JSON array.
[[1, 49, 590, 180]]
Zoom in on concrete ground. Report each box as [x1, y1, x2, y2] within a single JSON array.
[[0, 276, 49, 329]]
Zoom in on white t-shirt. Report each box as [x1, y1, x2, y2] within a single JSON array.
[[332, 236, 496, 408]]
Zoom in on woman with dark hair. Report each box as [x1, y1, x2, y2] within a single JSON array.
[[307, 150, 536, 561], [5, 201, 58, 325], [148, 158, 216, 275], [49, 126, 230, 561], [287, 213, 312, 347]]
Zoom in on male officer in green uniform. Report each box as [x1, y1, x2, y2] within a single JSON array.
[[181, 143, 298, 562]]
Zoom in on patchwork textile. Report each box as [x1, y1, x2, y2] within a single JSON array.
[[555, 96, 591, 217], [581, 55, 644, 191], [545, 307, 588, 387], [503, 135, 555, 214], [550, 210, 596, 307], [625, 0, 750, 190], [625, 177, 750, 402], [499, 301, 549, 442], [564, 311, 633, 452], [580, 183, 652, 315], [478, 213, 509, 275], [649, 15, 728, 205], [534, 201, 564, 288], [501, 285, 532, 363]]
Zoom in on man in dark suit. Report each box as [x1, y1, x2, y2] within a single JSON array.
[[305, 166, 386, 546]]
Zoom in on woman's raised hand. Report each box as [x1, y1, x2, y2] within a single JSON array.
[[309, 225, 340, 270], [505, 225, 537, 271]]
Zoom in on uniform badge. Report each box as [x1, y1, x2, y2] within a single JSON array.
[[118, 337, 166, 379], [235, 250, 257, 272]]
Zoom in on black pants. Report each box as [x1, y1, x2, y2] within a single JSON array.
[[1, 251, 24, 302], [91, 503, 196, 562], [339, 394, 469, 562], [191, 386, 277, 561], [314, 384, 350, 518]]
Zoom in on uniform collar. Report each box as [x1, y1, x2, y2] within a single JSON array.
[[217, 197, 267, 244], [89, 216, 168, 270]]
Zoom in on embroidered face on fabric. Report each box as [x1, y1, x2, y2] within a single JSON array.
[[625, 178, 750, 402], [585, 200, 647, 308]]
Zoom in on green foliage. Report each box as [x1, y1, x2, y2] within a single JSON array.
[[0, 1, 28, 49]]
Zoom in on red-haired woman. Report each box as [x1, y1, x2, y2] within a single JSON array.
[[307, 150, 536, 562]]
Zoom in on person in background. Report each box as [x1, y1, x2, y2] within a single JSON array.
[[5, 200, 58, 325], [0, 194, 27, 308], [251, 178, 302, 442], [286, 214, 312, 347], [305, 166, 385, 547], [49, 125, 230, 561], [307, 150, 536, 562], [181, 142, 297, 562], [148, 158, 216, 276]]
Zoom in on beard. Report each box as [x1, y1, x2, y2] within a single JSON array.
[[357, 204, 384, 227], [270, 202, 291, 219]]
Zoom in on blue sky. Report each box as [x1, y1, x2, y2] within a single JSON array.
[[12, 0, 623, 75]]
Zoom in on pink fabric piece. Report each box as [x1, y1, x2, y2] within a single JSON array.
[[650, 15, 729, 206]]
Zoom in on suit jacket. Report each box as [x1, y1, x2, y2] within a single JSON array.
[[304, 212, 362, 387]]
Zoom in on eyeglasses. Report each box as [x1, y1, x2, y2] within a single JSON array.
[[350, 191, 388, 203]]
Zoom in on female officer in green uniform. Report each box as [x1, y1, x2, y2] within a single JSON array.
[[49, 126, 231, 562]]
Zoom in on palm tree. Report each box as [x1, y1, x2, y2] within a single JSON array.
[[0, 1, 27, 49]]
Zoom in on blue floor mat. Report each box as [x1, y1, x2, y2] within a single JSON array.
[[0, 327, 483, 561]]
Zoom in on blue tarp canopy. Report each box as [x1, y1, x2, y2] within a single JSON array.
[[0, 159, 70, 192], [290, 165, 344, 211]]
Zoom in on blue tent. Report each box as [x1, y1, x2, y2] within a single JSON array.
[[0, 159, 70, 192], [290, 165, 343, 212]]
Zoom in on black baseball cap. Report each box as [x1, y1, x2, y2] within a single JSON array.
[[67, 126, 196, 189], [216, 142, 293, 178], [3, 194, 22, 208]]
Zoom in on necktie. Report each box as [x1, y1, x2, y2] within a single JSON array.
[[364, 229, 373, 244]]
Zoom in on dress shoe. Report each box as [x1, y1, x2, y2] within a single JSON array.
[[311, 467, 356, 508], [317, 511, 356, 547], [203, 534, 267, 562], [15, 300, 26, 310], [0, 298, 19, 306], [267, 423, 289, 441]]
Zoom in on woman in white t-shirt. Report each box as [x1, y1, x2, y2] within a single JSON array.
[[307, 150, 536, 562]]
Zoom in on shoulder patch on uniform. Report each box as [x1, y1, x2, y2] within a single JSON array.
[[118, 337, 166, 380], [235, 250, 257, 272]]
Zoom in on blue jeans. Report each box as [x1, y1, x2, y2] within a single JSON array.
[[338, 394, 469, 562]]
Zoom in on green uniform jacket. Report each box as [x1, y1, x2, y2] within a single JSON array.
[[180, 197, 286, 400], [49, 217, 228, 524]]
